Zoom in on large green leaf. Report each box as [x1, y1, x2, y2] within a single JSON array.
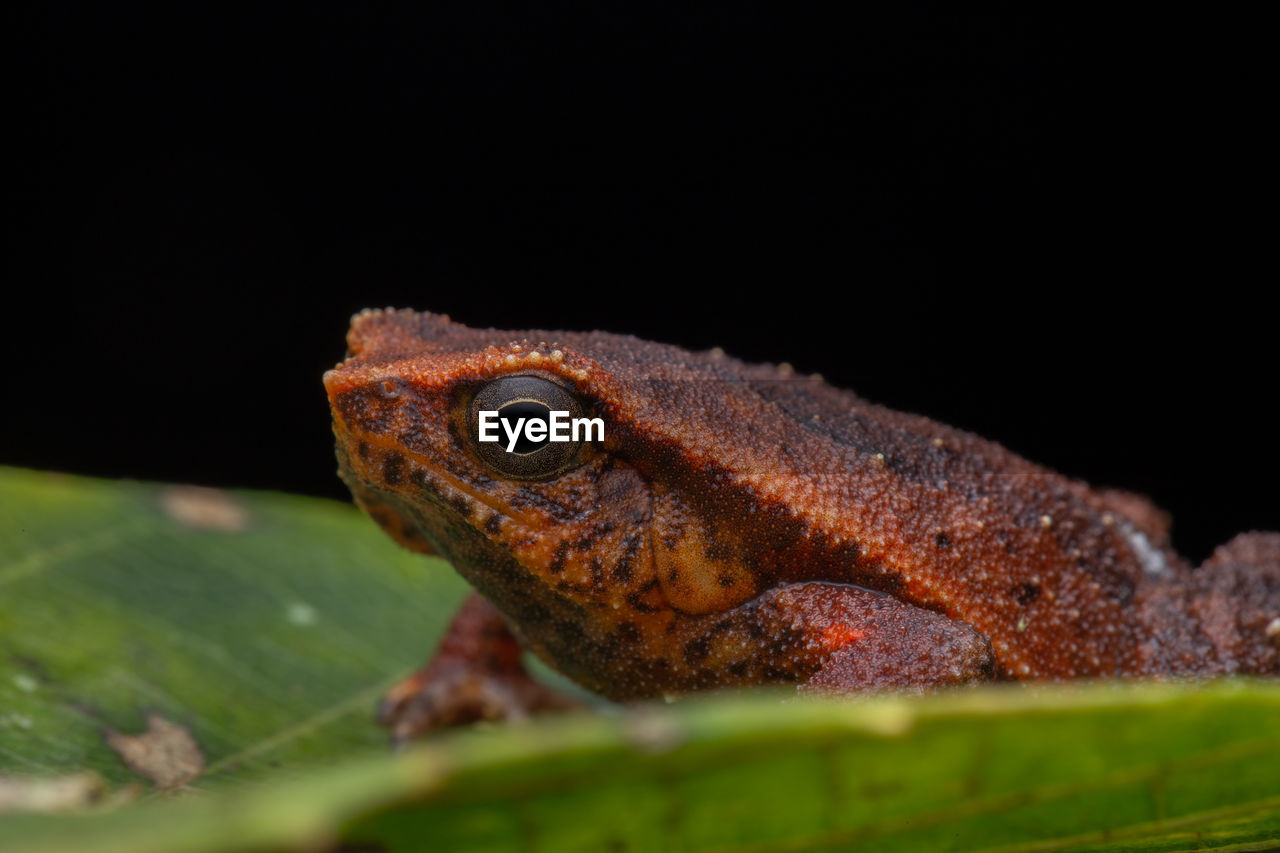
[[0, 466, 474, 787], [1, 467, 1277, 852]]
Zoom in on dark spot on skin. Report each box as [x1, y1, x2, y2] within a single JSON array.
[[935, 532, 952, 549], [1105, 574, 1136, 607], [446, 419, 463, 447], [449, 495, 470, 518], [556, 580, 573, 592], [684, 637, 711, 665], [728, 661, 750, 678], [912, 598, 950, 616], [503, 487, 576, 522], [555, 614, 586, 640], [616, 622, 641, 644], [589, 558, 604, 584], [357, 441, 371, 460], [767, 636, 793, 658], [549, 542, 570, 575], [520, 601, 550, 623], [704, 540, 732, 561], [594, 633, 620, 661], [409, 468, 428, 488], [716, 573, 735, 587], [626, 591, 660, 613], [859, 571, 903, 598], [709, 619, 734, 636], [668, 569, 679, 581], [573, 536, 594, 552], [382, 452, 405, 486], [1014, 583, 1041, 606], [762, 666, 793, 682], [611, 553, 633, 582], [484, 513, 502, 535]]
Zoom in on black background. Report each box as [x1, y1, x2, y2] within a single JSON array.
[[8, 7, 1274, 563]]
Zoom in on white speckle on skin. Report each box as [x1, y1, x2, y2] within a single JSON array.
[[12, 674, 38, 693], [1266, 617, 1280, 638], [286, 602, 318, 626], [1115, 518, 1172, 578]]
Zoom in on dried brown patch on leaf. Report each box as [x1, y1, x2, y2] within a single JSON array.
[[161, 486, 251, 531], [0, 772, 107, 813], [103, 713, 205, 790]]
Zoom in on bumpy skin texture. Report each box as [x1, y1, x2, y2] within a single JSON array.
[[324, 309, 1280, 736]]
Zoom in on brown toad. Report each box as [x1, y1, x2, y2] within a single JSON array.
[[324, 308, 1280, 740]]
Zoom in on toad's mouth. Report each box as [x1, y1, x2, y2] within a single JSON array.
[[346, 428, 547, 533]]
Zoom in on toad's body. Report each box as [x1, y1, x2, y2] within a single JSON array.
[[324, 309, 1279, 738]]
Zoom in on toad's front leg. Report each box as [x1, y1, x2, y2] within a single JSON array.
[[640, 582, 995, 696], [379, 592, 582, 743], [778, 583, 995, 693]]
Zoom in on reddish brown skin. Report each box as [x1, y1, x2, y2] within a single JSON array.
[[324, 308, 1280, 738]]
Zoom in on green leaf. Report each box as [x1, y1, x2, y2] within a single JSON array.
[[0, 466, 472, 787], [1, 466, 1278, 852]]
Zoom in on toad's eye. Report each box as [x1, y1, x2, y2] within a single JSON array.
[[465, 375, 591, 480]]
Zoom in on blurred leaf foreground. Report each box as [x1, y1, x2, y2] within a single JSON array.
[[0, 467, 1277, 852]]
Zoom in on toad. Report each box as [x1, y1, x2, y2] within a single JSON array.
[[324, 309, 1279, 740]]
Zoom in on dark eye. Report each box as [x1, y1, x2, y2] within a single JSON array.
[[466, 375, 592, 480]]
